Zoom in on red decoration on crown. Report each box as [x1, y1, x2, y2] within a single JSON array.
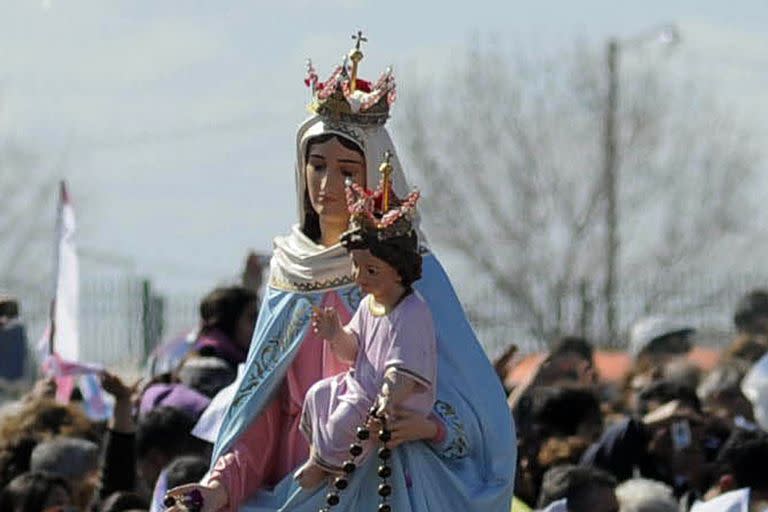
[[344, 151, 419, 240], [304, 32, 396, 126]]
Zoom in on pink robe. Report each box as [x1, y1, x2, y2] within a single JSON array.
[[208, 292, 350, 512], [300, 292, 437, 470]]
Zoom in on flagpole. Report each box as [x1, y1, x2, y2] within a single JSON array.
[[48, 180, 66, 356]]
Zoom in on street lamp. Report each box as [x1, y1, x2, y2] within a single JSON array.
[[602, 24, 679, 346]]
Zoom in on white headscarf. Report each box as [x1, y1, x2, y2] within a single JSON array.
[[269, 115, 424, 292]]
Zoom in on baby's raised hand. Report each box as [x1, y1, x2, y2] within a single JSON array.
[[312, 306, 343, 341]]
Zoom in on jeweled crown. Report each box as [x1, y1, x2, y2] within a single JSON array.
[[344, 151, 419, 241], [305, 31, 396, 126]]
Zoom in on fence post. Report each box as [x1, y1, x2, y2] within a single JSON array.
[[141, 279, 165, 363]]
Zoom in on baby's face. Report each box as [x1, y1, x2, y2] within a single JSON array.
[[350, 250, 401, 298]]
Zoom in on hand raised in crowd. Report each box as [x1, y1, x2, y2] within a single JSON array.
[[164, 481, 228, 512], [100, 370, 140, 433], [27, 376, 57, 401]]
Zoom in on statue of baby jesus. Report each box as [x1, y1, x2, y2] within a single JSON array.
[[294, 195, 436, 489]]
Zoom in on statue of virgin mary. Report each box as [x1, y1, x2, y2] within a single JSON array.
[[170, 35, 515, 512]]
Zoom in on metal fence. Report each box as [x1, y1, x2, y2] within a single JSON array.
[[7, 271, 767, 371]]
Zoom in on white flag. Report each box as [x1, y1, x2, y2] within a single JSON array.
[[52, 181, 80, 362]]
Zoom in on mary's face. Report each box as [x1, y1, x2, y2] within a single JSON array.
[[305, 137, 366, 224]]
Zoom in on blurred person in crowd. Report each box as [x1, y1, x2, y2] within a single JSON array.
[[614, 478, 677, 512], [98, 372, 140, 505], [661, 359, 700, 392], [0, 437, 37, 489], [697, 360, 754, 426], [175, 356, 236, 399], [537, 465, 618, 512], [493, 343, 518, 393], [733, 289, 768, 338], [164, 456, 209, 490], [635, 380, 701, 416], [723, 333, 767, 364], [0, 471, 72, 512], [194, 286, 258, 368], [509, 336, 598, 411], [698, 429, 768, 511], [0, 295, 31, 390], [136, 407, 208, 495], [514, 387, 604, 507], [629, 317, 694, 367], [29, 437, 101, 510], [99, 491, 149, 512], [138, 383, 210, 423], [0, 396, 99, 445], [580, 400, 708, 505]]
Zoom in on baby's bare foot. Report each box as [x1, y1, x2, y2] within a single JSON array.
[[294, 460, 328, 489]]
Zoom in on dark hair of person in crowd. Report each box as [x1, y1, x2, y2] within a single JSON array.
[[165, 455, 210, 490], [636, 379, 702, 416], [0, 437, 37, 489], [723, 333, 768, 364], [550, 336, 594, 365], [710, 429, 768, 498], [0, 398, 99, 444], [302, 133, 366, 242], [537, 464, 618, 512], [198, 286, 259, 343], [734, 289, 768, 335], [0, 471, 71, 512], [529, 386, 603, 440], [99, 491, 149, 512], [136, 407, 209, 490]]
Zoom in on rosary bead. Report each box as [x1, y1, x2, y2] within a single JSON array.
[[342, 461, 356, 473], [349, 443, 363, 456], [356, 427, 370, 440], [378, 429, 391, 442], [378, 483, 392, 497], [378, 504, 392, 512], [377, 465, 392, 478], [377, 447, 391, 460], [326, 492, 340, 506], [333, 477, 348, 490]]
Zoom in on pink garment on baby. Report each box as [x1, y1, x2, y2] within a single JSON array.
[[208, 291, 350, 512], [301, 292, 437, 468]]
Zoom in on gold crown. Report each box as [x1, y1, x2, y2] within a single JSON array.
[[305, 31, 396, 126], [344, 151, 420, 241]]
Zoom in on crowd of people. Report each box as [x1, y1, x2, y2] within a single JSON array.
[[2, 285, 768, 511], [499, 289, 768, 512]]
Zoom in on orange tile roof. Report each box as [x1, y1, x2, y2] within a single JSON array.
[[503, 347, 721, 388]]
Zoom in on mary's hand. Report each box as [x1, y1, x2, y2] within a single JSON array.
[[164, 481, 228, 512], [369, 409, 438, 448]]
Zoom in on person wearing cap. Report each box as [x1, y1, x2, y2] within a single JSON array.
[[629, 316, 695, 365], [29, 437, 101, 510]]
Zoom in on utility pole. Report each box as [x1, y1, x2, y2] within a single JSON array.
[[603, 39, 619, 346]]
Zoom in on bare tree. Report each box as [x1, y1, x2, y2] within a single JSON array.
[[397, 42, 760, 351], [0, 135, 59, 296]]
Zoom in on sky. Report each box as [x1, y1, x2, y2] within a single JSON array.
[[2, 0, 767, 298]]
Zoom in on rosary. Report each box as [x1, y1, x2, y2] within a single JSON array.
[[319, 406, 393, 512]]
